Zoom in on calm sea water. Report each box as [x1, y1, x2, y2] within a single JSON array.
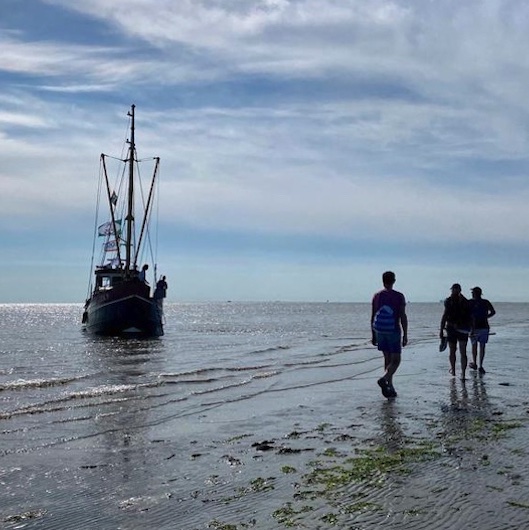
[[0, 302, 527, 528]]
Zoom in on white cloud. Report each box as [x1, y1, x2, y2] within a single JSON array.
[[161, 168, 529, 244], [2, 1, 529, 300]]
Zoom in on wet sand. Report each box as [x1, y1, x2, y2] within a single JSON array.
[[160, 336, 529, 529], [4, 333, 529, 529]]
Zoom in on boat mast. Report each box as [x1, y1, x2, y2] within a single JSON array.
[[125, 104, 135, 275]]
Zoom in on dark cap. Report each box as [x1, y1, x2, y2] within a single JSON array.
[[451, 283, 461, 290], [471, 286, 482, 294]]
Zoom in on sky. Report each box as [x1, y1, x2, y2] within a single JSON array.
[[2, 0, 529, 303]]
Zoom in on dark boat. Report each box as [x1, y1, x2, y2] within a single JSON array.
[[82, 105, 165, 337]]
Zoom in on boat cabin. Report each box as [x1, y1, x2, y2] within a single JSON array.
[[94, 267, 128, 291]]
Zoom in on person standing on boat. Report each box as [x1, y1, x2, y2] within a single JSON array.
[[138, 264, 149, 282], [154, 275, 168, 299], [440, 283, 471, 379], [468, 286, 496, 374], [371, 271, 408, 398]]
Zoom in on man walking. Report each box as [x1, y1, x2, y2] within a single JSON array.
[[468, 286, 496, 374], [371, 271, 408, 398], [440, 283, 471, 379]]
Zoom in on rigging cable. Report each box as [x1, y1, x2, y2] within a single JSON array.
[[86, 161, 104, 300]]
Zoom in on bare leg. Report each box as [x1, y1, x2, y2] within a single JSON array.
[[448, 343, 457, 376], [471, 342, 478, 367], [378, 352, 398, 398], [459, 340, 468, 380], [479, 343, 486, 371], [383, 353, 390, 371], [384, 353, 401, 386]]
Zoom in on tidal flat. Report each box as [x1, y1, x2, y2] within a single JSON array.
[[179, 378, 529, 530], [2, 303, 529, 529]]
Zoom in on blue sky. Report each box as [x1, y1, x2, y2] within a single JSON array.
[[1, 0, 529, 303]]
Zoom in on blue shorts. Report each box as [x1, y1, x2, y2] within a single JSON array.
[[471, 329, 489, 345], [375, 331, 402, 355]]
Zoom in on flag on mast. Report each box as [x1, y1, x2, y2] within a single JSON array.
[[104, 240, 119, 251], [98, 219, 122, 236]]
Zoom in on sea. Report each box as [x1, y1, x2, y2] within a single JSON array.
[[1, 302, 528, 529]]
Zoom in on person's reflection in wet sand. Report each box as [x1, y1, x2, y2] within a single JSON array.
[[448, 378, 468, 412], [440, 377, 491, 466], [446, 363, 490, 414], [377, 401, 405, 452], [469, 374, 489, 412]]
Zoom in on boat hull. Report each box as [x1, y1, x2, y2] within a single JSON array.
[[83, 285, 163, 337]]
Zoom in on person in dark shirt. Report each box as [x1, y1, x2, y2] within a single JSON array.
[[468, 286, 496, 374], [154, 275, 168, 300], [138, 264, 149, 283], [440, 283, 471, 379]]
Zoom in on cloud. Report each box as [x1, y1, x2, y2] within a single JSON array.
[[162, 167, 529, 245], [6, 2, 529, 113], [0, 35, 153, 88], [39, 1, 529, 84], [2, 1, 529, 301], [36, 1, 413, 83], [1, 91, 528, 247]]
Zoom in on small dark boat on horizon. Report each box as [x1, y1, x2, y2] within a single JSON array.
[[82, 105, 165, 337]]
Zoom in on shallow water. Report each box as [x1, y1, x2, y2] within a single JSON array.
[[0, 302, 528, 529]]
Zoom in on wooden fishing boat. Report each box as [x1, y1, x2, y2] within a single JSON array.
[[82, 105, 165, 337]]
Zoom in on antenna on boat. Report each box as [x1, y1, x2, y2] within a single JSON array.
[[125, 104, 135, 276]]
